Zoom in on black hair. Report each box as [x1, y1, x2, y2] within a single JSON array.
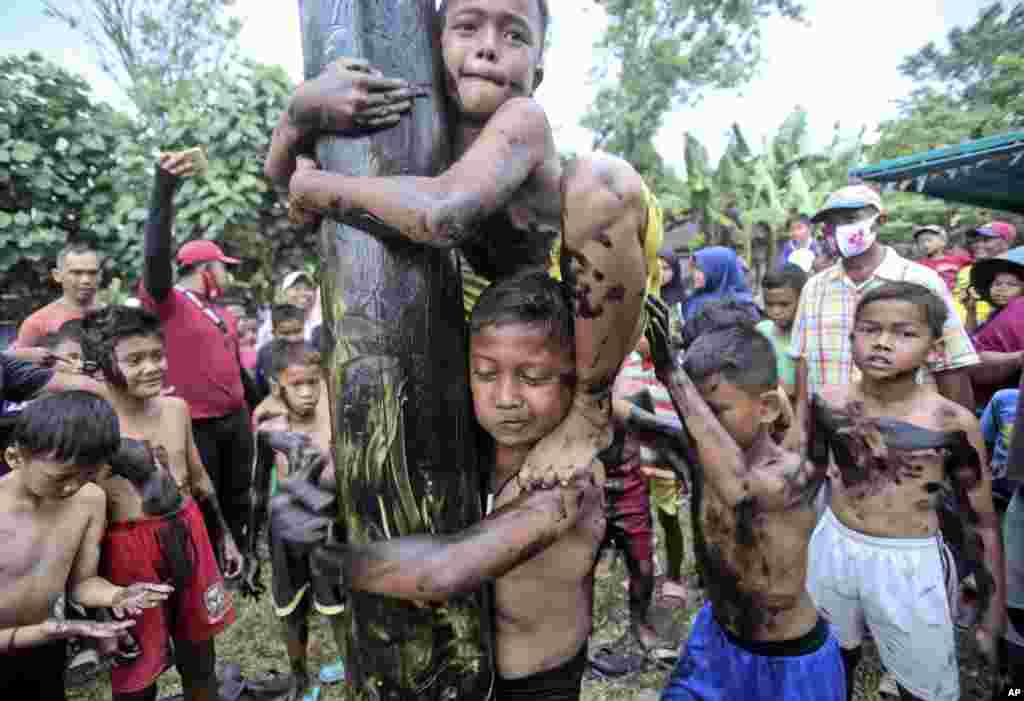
[[438, 0, 550, 54], [855, 282, 948, 339], [39, 319, 85, 350], [682, 320, 778, 394], [80, 306, 164, 384], [679, 298, 762, 351], [57, 242, 101, 269], [13, 390, 120, 465], [469, 270, 574, 351], [267, 339, 321, 380], [762, 265, 808, 296], [272, 304, 305, 328], [786, 214, 811, 230]]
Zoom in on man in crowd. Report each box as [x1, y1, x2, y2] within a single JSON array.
[[13, 243, 104, 349], [139, 152, 254, 556], [257, 272, 319, 348], [956, 220, 1017, 330], [788, 185, 979, 427]]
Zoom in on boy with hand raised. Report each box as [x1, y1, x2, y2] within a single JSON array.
[[808, 282, 1006, 701], [80, 306, 242, 701], [643, 302, 845, 701], [0, 392, 171, 699]]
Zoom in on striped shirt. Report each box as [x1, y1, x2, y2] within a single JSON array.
[[789, 247, 979, 395]]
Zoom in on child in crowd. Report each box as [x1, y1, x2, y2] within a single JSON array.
[[756, 264, 807, 401], [38, 320, 86, 371], [914, 225, 971, 294], [808, 282, 1005, 701], [0, 392, 171, 699], [258, 340, 344, 701], [279, 272, 606, 700], [967, 247, 1024, 407], [652, 304, 844, 700], [982, 388, 1019, 498], [255, 304, 307, 399], [80, 306, 243, 701]]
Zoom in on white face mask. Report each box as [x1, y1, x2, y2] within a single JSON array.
[[832, 215, 879, 258]]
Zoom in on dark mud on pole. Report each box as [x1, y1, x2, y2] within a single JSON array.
[[297, 1, 492, 698]]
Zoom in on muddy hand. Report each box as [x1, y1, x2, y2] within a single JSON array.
[[46, 618, 137, 641], [112, 583, 174, 617], [287, 156, 324, 228], [644, 295, 675, 380]]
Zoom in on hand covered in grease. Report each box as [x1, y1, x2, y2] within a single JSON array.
[[644, 295, 676, 382], [288, 156, 326, 229], [111, 583, 174, 617], [43, 618, 137, 641], [220, 535, 244, 580], [290, 57, 428, 136]]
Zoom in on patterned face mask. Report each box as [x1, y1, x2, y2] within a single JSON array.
[[825, 215, 879, 258]]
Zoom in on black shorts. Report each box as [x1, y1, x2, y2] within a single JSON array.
[[269, 514, 345, 618], [0, 639, 67, 700], [494, 644, 587, 701]]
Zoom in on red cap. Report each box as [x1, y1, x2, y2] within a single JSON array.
[[176, 240, 240, 266]]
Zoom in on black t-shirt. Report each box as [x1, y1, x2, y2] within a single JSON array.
[[1, 353, 53, 406]]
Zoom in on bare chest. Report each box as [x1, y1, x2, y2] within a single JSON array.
[[120, 415, 191, 492]]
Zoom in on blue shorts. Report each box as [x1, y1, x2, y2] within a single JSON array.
[[661, 603, 846, 701]]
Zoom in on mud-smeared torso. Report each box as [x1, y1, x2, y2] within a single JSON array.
[[695, 459, 819, 642], [812, 388, 982, 539], [490, 473, 605, 680]]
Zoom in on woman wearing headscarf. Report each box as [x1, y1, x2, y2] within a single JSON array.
[[680, 246, 759, 325]]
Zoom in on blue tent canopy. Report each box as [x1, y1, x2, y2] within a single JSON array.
[[850, 131, 1024, 215]]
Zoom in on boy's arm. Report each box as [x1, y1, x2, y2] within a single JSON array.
[[287, 98, 551, 248], [143, 154, 196, 302], [314, 479, 598, 603], [951, 412, 1007, 666], [183, 407, 244, 578], [68, 486, 172, 612]]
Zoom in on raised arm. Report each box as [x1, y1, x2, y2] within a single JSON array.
[[316, 480, 597, 603], [286, 97, 551, 248], [143, 154, 196, 302]]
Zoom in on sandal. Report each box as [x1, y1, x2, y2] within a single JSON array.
[[588, 632, 647, 677]]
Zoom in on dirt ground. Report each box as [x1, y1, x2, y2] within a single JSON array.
[[68, 510, 994, 700]]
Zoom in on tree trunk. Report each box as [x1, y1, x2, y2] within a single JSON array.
[[298, 1, 493, 698]]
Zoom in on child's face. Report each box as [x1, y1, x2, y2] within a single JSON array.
[[284, 282, 315, 310], [113, 334, 167, 399], [658, 257, 674, 286], [273, 320, 305, 343], [763, 287, 799, 331], [470, 321, 573, 450], [916, 232, 944, 257], [53, 339, 83, 369], [989, 272, 1024, 307], [693, 374, 766, 450], [441, 0, 544, 120], [274, 363, 321, 418], [851, 299, 937, 381], [969, 235, 1007, 261], [7, 448, 105, 500]]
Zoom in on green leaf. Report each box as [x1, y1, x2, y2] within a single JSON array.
[[14, 211, 30, 226], [0, 211, 11, 228], [12, 142, 38, 163]]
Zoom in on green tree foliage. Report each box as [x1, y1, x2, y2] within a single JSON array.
[[0, 52, 294, 305], [871, 1, 1024, 242], [42, 0, 243, 118], [582, 0, 805, 197]]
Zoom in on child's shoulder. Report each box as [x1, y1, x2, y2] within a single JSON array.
[[72, 482, 107, 512], [931, 391, 980, 433], [154, 395, 190, 421]]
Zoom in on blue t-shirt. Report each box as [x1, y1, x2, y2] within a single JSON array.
[[980, 388, 1017, 480], [1, 353, 53, 413]]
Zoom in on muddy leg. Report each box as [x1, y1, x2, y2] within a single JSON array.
[[522, 155, 650, 485], [176, 637, 217, 701]]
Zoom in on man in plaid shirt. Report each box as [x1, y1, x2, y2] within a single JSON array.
[[788, 185, 979, 416]]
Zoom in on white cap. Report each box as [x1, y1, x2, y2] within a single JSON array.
[[280, 271, 314, 293], [787, 248, 815, 273]]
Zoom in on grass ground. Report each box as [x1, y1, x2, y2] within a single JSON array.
[[68, 510, 991, 700]]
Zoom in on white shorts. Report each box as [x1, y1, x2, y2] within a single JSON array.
[[807, 508, 959, 701]]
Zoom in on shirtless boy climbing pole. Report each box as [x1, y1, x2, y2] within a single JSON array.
[[265, 0, 661, 488], [808, 282, 1007, 701]]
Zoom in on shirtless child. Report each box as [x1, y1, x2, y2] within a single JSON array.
[[275, 272, 605, 699], [0, 392, 171, 699], [79, 306, 243, 701], [808, 281, 1007, 701], [256, 340, 346, 700], [266, 0, 661, 488], [643, 307, 846, 700]]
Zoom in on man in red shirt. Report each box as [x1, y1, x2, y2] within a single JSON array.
[[13, 243, 104, 348], [139, 153, 254, 564], [913, 225, 972, 293]]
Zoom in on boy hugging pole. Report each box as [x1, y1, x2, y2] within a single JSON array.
[[295, 1, 490, 698]]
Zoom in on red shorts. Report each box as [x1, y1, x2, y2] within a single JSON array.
[[101, 498, 235, 694]]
